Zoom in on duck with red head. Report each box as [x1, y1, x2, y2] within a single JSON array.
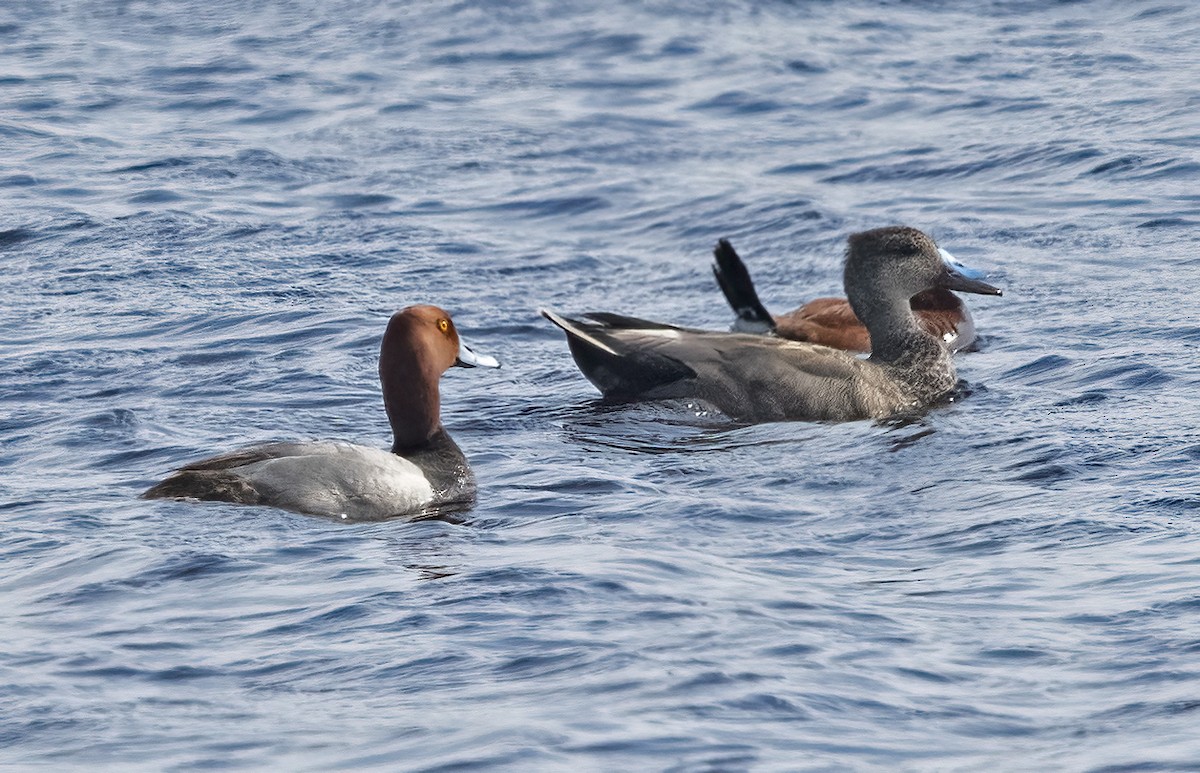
[[142, 305, 499, 520]]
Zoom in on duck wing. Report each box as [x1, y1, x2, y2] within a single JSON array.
[[169, 441, 317, 472], [142, 441, 329, 503], [140, 443, 305, 504], [541, 309, 699, 397], [686, 334, 903, 421], [142, 441, 436, 519], [543, 309, 907, 421]]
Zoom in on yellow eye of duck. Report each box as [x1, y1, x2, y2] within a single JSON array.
[[437, 319, 449, 333]]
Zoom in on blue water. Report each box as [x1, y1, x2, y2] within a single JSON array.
[[3, 0, 1199, 769]]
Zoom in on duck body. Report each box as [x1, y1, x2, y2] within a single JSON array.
[[546, 227, 1001, 423], [713, 238, 979, 353], [143, 306, 498, 520], [141, 433, 475, 520], [543, 311, 945, 422]]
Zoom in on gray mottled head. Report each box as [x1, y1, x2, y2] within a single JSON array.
[[843, 226, 1000, 327]]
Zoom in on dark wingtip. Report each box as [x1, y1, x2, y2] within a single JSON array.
[[141, 478, 185, 500], [540, 307, 568, 329], [141, 470, 264, 504]]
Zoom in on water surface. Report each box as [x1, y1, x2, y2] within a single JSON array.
[[2, 1, 1199, 770]]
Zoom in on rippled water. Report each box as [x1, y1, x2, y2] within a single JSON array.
[[3, 1, 1199, 769]]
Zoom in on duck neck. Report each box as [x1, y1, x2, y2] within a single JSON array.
[[859, 294, 957, 398], [853, 292, 925, 363], [380, 350, 442, 453]]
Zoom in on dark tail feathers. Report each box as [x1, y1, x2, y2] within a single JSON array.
[[712, 239, 775, 332]]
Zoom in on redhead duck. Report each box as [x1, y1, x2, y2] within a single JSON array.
[[713, 238, 982, 352], [142, 305, 500, 519], [543, 226, 1001, 423]]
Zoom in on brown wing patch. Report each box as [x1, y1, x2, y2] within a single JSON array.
[[774, 298, 870, 352]]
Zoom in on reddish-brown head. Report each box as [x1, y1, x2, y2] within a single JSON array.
[[378, 305, 498, 451]]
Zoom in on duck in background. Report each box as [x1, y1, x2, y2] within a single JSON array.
[[712, 237, 984, 352], [143, 305, 499, 520], [543, 226, 1001, 423]]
